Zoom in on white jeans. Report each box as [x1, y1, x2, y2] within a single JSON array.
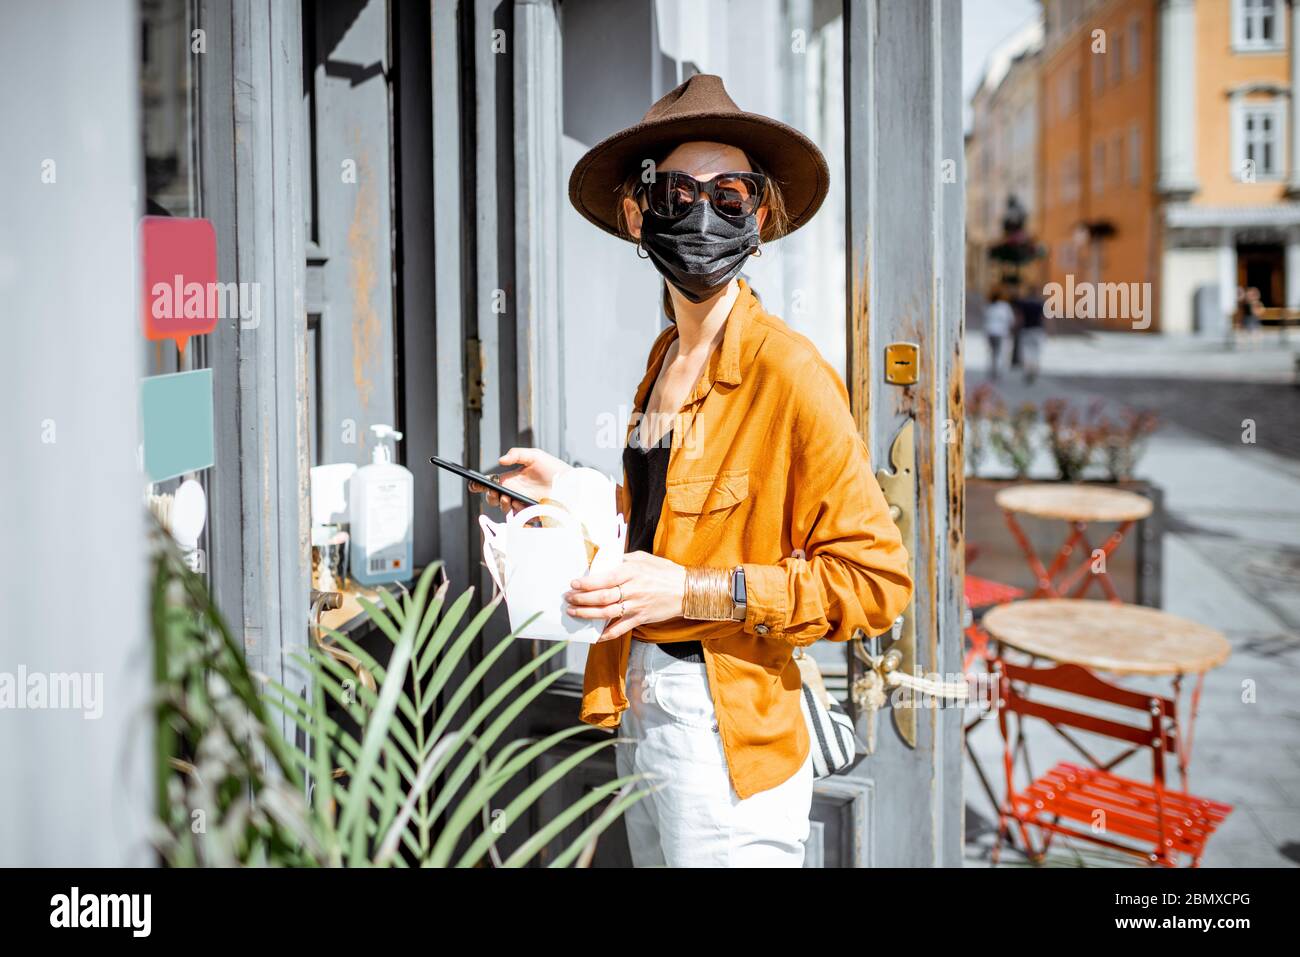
[[614, 639, 813, 867]]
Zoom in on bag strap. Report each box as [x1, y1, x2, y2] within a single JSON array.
[[508, 502, 580, 530], [793, 646, 832, 711]]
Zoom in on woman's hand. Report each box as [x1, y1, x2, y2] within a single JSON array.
[[468, 447, 571, 514], [565, 551, 686, 642]]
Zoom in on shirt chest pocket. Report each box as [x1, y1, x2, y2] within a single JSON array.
[[665, 468, 749, 530]]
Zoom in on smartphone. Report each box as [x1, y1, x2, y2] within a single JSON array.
[[429, 455, 541, 508]]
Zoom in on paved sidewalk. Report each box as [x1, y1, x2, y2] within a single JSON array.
[[962, 330, 1300, 868]]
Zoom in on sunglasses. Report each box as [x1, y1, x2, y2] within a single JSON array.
[[639, 170, 768, 220]]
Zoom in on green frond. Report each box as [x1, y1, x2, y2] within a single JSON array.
[[152, 536, 642, 868]]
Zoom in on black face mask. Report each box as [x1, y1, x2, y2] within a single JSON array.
[[638, 200, 760, 304]]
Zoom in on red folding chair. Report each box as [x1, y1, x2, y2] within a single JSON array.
[[963, 574, 1024, 673], [991, 657, 1232, 867], [961, 548, 1026, 840], [963, 545, 1024, 672]]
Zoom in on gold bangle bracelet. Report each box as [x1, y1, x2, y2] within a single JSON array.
[[683, 566, 733, 621]]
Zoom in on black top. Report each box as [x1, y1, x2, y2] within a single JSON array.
[[622, 417, 704, 663], [623, 418, 672, 555]]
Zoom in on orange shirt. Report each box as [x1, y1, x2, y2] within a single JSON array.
[[581, 279, 913, 799]]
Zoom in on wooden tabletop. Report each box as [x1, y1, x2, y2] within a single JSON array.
[[982, 599, 1231, 676], [995, 483, 1153, 523]]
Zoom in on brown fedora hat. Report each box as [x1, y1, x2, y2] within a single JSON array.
[[568, 73, 829, 243]]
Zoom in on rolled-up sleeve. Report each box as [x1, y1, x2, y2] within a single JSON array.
[[741, 356, 913, 646]]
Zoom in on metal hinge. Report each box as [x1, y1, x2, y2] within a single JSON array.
[[465, 337, 485, 413]]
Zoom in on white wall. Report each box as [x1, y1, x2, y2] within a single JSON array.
[[561, 135, 664, 477], [654, 0, 848, 378], [0, 0, 152, 865], [1161, 246, 1219, 334]]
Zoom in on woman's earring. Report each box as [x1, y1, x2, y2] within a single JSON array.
[[636, 240, 649, 259]]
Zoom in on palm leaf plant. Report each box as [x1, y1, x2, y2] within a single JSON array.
[[152, 522, 650, 866]]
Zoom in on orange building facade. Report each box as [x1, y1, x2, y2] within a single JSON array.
[[1039, 0, 1300, 333], [967, 20, 1045, 302], [1039, 0, 1160, 330]]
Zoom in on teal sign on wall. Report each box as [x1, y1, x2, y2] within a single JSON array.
[[141, 369, 215, 483]]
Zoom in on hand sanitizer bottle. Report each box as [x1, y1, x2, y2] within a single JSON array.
[[349, 424, 414, 586]]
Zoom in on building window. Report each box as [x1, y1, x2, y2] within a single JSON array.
[[1062, 153, 1080, 203], [141, 0, 200, 386], [1127, 19, 1142, 74], [1128, 124, 1142, 186], [1112, 131, 1124, 186], [1110, 34, 1123, 85], [141, 0, 198, 219], [1233, 99, 1286, 179], [1233, 0, 1285, 52], [1057, 67, 1080, 119], [1092, 51, 1105, 94], [1058, 71, 1075, 118], [1093, 142, 1106, 194]]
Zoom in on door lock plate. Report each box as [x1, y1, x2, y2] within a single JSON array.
[[884, 342, 920, 385]]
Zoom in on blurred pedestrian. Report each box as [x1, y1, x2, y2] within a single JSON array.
[[1013, 284, 1047, 384], [1010, 289, 1023, 368], [1239, 285, 1264, 345], [983, 285, 1014, 380]]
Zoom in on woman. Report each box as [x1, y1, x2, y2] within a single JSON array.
[[983, 286, 1014, 380], [473, 74, 912, 867]]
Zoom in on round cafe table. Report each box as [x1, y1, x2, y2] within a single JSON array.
[[995, 483, 1153, 602], [982, 599, 1230, 791]]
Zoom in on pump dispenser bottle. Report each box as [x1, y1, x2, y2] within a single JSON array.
[[349, 424, 414, 585]]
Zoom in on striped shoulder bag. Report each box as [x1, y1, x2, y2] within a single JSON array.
[[793, 646, 865, 779]]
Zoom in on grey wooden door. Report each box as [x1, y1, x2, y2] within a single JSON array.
[[840, 0, 966, 867], [302, 0, 398, 468]]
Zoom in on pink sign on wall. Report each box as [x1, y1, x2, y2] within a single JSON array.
[[141, 216, 218, 353]]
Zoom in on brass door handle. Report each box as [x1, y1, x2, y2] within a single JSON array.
[[309, 589, 376, 693], [870, 419, 918, 748]]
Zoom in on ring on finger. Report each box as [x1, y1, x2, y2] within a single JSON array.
[[620, 601, 627, 618]]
